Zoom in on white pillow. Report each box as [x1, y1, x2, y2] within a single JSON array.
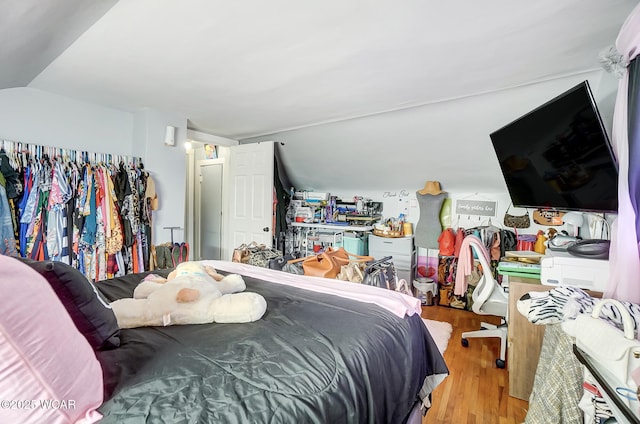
[[0, 256, 104, 424]]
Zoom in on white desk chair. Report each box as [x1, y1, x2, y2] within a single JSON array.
[[460, 243, 509, 368]]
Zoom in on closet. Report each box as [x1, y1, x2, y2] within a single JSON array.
[[0, 140, 155, 281]]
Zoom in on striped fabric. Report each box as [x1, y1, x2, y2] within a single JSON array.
[[524, 286, 640, 333]]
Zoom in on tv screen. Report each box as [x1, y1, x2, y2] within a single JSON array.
[[490, 81, 618, 213]]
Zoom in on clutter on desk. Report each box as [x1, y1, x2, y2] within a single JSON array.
[[546, 228, 580, 252], [497, 259, 542, 278], [497, 250, 544, 278], [372, 214, 409, 238], [503, 250, 545, 263], [291, 192, 382, 225], [534, 230, 547, 254], [334, 197, 382, 225]]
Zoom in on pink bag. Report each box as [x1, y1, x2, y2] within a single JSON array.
[[453, 228, 465, 258]]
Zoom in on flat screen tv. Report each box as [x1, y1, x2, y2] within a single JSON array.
[[490, 80, 619, 213]]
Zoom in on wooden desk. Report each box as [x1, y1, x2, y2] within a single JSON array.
[[507, 276, 548, 401], [506, 272, 604, 401]]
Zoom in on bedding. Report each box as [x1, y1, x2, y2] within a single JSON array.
[[0, 256, 103, 424], [94, 262, 448, 423], [17, 257, 121, 350]]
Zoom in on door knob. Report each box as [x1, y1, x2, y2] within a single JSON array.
[[263, 227, 269, 232]]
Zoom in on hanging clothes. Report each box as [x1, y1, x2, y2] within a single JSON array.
[[454, 235, 492, 296], [0, 140, 150, 281], [47, 161, 72, 262], [0, 184, 16, 255], [18, 164, 34, 258], [0, 149, 22, 200]]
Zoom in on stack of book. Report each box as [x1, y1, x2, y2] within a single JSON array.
[[497, 251, 543, 278]]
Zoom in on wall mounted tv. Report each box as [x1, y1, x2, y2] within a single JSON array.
[[489, 80, 618, 213]]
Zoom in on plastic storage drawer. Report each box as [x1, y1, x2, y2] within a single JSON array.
[[368, 235, 414, 256]]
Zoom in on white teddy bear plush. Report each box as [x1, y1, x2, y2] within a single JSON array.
[[110, 261, 267, 328]]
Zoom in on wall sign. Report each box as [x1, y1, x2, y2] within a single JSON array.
[[455, 200, 496, 217]]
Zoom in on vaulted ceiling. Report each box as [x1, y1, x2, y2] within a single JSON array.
[[2, 0, 637, 141]]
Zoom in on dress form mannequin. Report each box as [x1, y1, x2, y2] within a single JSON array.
[[414, 181, 446, 249]]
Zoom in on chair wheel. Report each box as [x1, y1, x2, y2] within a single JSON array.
[[496, 359, 505, 369], [461, 338, 469, 347]]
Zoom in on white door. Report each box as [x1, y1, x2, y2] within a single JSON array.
[[226, 141, 274, 260]]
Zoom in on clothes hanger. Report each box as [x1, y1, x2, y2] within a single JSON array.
[[453, 213, 461, 229]]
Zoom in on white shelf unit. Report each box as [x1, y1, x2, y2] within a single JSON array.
[[291, 222, 373, 256], [304, 228, 344, 256]]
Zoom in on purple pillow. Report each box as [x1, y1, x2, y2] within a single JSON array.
[[17, 258, 120, 350]]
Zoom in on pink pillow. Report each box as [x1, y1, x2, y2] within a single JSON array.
[[0, 256, 103, 423]]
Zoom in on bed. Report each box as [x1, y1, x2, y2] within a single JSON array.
[[1, 257, 448, 424]]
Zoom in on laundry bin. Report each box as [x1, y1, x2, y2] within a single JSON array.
[[413, 277, 437, 306]]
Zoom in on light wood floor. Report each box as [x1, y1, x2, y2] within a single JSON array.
[[421, 305, 529, 424]]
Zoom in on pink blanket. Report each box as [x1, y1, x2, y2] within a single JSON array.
[[201, 260, 421, 318]]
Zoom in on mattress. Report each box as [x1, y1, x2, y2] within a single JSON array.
[[94, 265, 448, 423]]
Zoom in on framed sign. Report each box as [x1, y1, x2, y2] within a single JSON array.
[[455, 199, 497, 217]]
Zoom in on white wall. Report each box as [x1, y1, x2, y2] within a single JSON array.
[[131, 108, 188, 245], [0, 87, 133, 151], [242, 69, 620, 195], [0, 69, 619, 251], [0, 87, 188, 246], [243, 70, 620, 240], [329, 188, 611, 240]]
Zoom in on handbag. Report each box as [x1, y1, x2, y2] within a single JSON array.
[[438, 228, 455, 256], [363, 256, 397, 290], [336, 262, 365, 283], [232, 244, 251, 263], [573, 299, 640, 389], [500, 229, 517, 256], [268, 252, 301, 271], [282, 261, 304, 275], [503, 203, 531, 229], [515, 232, 536, 251], [232, 242, 282, 267], [290, 247, 373, 279], [301, 247, 350, 278]]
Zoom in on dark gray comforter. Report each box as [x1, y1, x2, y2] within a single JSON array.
[[95, 270, 448, 423]]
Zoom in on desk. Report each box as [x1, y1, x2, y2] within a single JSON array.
[[291, 222, 373, 232], [506, 273, 604, 402], [507, 276, 548, 400]]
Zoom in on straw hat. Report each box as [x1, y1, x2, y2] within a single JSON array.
[[418, 181, 444, 195]]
